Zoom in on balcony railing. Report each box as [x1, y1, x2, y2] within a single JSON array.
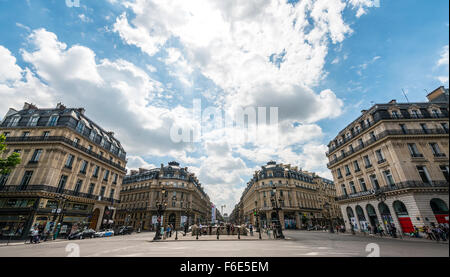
[[336, 180, 449, 201], [5, 136, 126, 172], [327, 128, 449, 167], [0, 184, 119, 204], [327, 113, 448, 155]]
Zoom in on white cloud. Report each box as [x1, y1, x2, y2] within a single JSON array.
[[126, 155, 156, 171], [437, 45, 449, 67]]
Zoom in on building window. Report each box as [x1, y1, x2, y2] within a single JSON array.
[[74, 179, 83, 194], [399, 124, 408, 134], [341, 184, 348, 196], [344, 165, 351, 176], [30, 149, 43, 163], [113, 173, 118, 184], [441, 123, 449, 133], [22, 132, 30, 138], [48, 115, 59, 126], [89, 129, 96, 141], [431, 109, 440, 118], [88, 183, 95, 195], [110, 189, 115, 199], [411, 110, 420, 118], [363, 155, 372, 168], [359, 178, 367, 192], [429, 143, 444, 157], [375, 149, 385, 163], [100, 186, 106, 197], [76, 121, 85, 133], [19, 171, 34, 190], [0, 173, 9, 187], [383, 170, 395, 187], [416, 166, 432, 184], [28, 115, 39, 126], [440, 165, 449, 182], [369, 131, 376, 141], [93, 165, 99, 178], [358, 139, 364, 148], [43, 131, 50, 138], [408, 143, 422, 158], [353, 160, 361, 172], [103, 170, 110, 181], [2, 132, 10, 137], [420, 123, 429, 134], [391, 110, 400, 118], [57, 175, 68, 193], [80, 160, 88, 174], [349, 181, 357, 194], [65, 154, 74, 169], [369, 174, 380, 190], [9, 116, 21, 127]]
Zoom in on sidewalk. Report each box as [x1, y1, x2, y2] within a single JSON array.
[[0, 238, 66, 247], [326, 230, 449, 244]]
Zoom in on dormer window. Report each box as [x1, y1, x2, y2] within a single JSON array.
[[47, 115, 59, 126], [89, 129, 96, 141], [28, 115, 39, 126], [8, 115, 20, 127], [431, 109, 440, 118], [410, 109, 421, 118], [391, 110, 400, 119], [76, 121, 85, 133]]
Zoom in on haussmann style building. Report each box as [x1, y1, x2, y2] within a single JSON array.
[[326, 86, 449, 234], [116, 161, 212, 230], [0, 102, 127, 239], [235, 161, 342, 230]]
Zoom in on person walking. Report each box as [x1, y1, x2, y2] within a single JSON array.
[[377, 224, 384, 237], [32, 228, 40, 244], [272, 223, 277, 239], [266, 225, 271, 239], [249, 224, 253, 236]]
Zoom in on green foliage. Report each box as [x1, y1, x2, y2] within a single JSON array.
[[0, 134, 21, 175]]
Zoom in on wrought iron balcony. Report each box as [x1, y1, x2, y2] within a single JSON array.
[[5, 136, 126, 172]]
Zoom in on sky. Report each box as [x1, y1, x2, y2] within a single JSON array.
[[0, 0, 448, 215]]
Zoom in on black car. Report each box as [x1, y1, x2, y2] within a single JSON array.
[[117, 226, 134, 235], [67, 229, 96, 240]]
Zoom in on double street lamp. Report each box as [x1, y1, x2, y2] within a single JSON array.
[[270, 185, 284, 239], [184, 205, 192, 236], [153, 188, 168, 241]]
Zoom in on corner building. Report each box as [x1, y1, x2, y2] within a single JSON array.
[[326, 86, 449, 234], [236, 161, 342, 229], [0, 103, 127, 239], [116, 162, 212, 230]]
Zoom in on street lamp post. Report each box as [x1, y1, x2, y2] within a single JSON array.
[[254, 209, 262, 240], [50, 195, 68, 240], [323, 202, 334, 233], [153, 188, 168, 241], [184, 205, 191, 236], [270, 185, 285, 239]]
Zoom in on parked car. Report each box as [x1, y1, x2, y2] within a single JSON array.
[[95, 229, 114, 237], [117, 226, 134, 235], [68, 229, 95, 240]]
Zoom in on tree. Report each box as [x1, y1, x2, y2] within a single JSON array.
[[0, 134, 21, 175]]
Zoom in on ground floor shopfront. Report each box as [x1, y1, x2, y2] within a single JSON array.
[[340, 192, 449, 234], [246, 209, 344, 230], [0, 195, 112, 240], [115, 209, 208, 231]]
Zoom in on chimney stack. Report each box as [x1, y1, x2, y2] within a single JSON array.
[[56, 103, 66, 110], [23, 102, 37, 110]]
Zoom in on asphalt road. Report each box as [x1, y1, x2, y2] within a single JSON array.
[[0, 230, 448, 257]]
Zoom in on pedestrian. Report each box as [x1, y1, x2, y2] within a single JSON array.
[[209, 225, 212, 235], [377, 224, 384, 237], [32, 228, 40, 243], [266, 225, 271, 239], [367, 225, 372, 235], [249, 224, 253, 236], [413, 226, 420, 238], [272, 223, 277, 239], [390, 224, 397, 238]]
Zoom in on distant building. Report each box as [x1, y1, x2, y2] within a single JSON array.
[[326, 86, 449, 234], [234, 161, 342, 229], [0, 103, 127, 239], [116, 161, 212, 230]]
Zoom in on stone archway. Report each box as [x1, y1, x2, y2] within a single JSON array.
[[430, 198, 449, 224], [366, 204, 379, 228], [393, 200, 414, 233], [168, 213, 176, 227], [356, 205, 367, 231], [346, 206, 357, 230], [378, 202, 394, 231]]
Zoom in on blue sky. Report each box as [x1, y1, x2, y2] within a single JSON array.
[[0, 0, 448, 215]]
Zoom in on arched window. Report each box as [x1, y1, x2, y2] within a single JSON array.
[[356, 205, 366, 221], [430, 198, 449, 215], [378, 202, 391, 215], [346, 206, 355, 218], [393, 200, 409, 216]]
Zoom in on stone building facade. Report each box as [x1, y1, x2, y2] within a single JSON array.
[[0, 103, 127, 239], [326, 86, 449, 234], [115, 162, 212, 230], [235, 161, 342, 230]]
